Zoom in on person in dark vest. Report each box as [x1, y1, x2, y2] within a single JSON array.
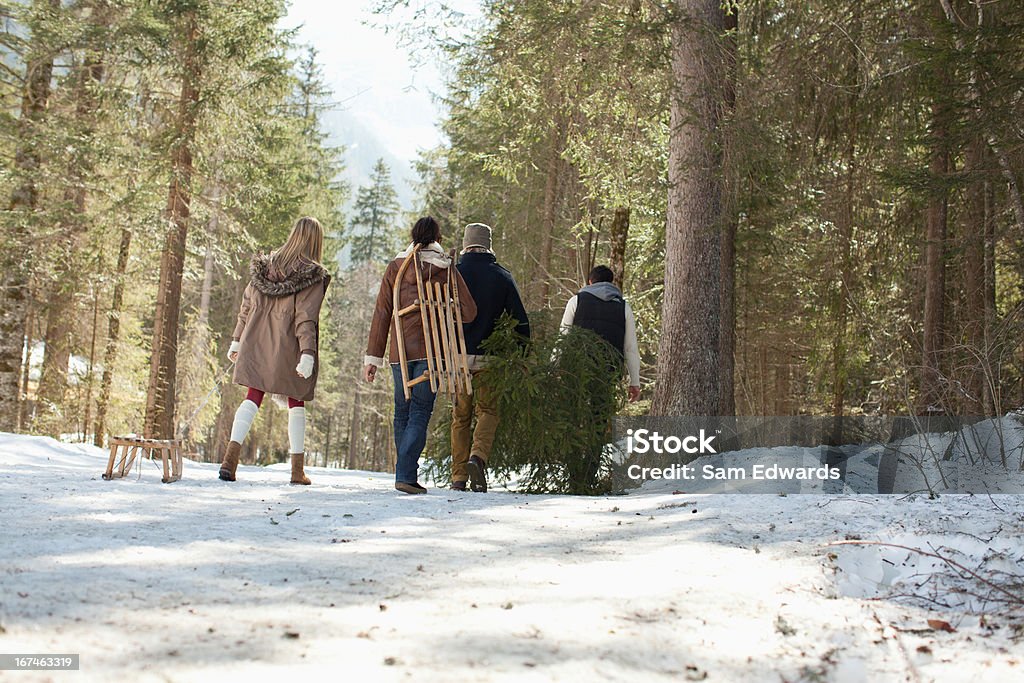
[[451, 223, 530, 492], [559, 265, 641, 402]]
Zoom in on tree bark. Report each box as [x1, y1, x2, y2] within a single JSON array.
[[0, 0, 60, 431], [93, 228, 132, 446], [983, 177, 997, 415], [719, 7, 738, 417], [17, 295, 36, 430], [197, 165, 222, 329], [347, 387, 362, 469], [963, 137, 987, 414], [322, 412, 332, 467], [37, 53, 106, 436], [537, 119, 567, 307], [144, 10, 202, 439], [651, 0, 725, 416], [831, 3, 862, 436], [82, 284, 100, 439], [919, 103, 950, 415], [830, 137, 856, 443], [608, 207, 630, 289]]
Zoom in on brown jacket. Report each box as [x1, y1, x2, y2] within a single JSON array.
[[364, 243, 477, 366], [232, 254, 330, 401]]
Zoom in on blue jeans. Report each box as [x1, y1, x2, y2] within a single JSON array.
[[392, 360, 437, 484]]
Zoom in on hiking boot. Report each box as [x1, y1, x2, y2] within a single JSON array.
[[451, 481, 467, 491], [466, 455, 487, 492], [219, 441, 241, 481], [290, 453, 311, 485], [395, 481, 427, 495]]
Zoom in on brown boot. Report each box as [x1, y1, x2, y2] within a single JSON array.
[[466, 455, 488, 493], [219, 441, 241, 481], [395, 481, 427, 495], [290, 453, 311, 485]]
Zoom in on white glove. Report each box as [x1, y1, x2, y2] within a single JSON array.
[[296, 353, 315, 379], [228, 340, 240, 362]]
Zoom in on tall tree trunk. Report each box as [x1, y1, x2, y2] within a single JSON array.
[[983, 177, 997, 415], [36, 293, 73, 434], [963, 137, 987, 414], [831, 5, 862, 438], [37, 54, 106, 436], [719, 7, 738, 416], [651, 0, 725, 416], [82, 283, 100, 440], [347, 387, 362, 469], [537, 119, 566, 307], [989, 142, 1024, 233], [93, 228, 132, 446], [0, 0, 60, 431], [608, 207, 630, 289], [920, 100, 950, 414], [322, 412, 332, 467], [197, 165, 222, 329], [144, 11, 202, 439], [830, 137, 856, 442], [18, 295, 37, 430]]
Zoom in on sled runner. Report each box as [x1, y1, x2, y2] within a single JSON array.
[[392, 243, 473, 401], [102, 436, 182, 483]]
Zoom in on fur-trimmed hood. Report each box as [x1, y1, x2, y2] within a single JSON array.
[[249, 253, 330, 297]]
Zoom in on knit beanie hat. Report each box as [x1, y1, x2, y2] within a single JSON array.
[[463, 223, 493, 252]]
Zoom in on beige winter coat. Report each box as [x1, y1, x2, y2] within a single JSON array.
[[232, 254, 330, 401]]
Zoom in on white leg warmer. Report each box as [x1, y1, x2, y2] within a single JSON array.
[[288, 406, 306, 454], [229, 399, 259, 444]]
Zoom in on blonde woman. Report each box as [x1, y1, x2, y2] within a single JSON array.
[[219, 216, 331, 485]]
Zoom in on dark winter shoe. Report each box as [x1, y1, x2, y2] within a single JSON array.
[[219, 441, 241, 481], [395, 481, 427, 495], [451, 481, 467, 491], [290, 453, 311, 485], [466, 455, 487, 493]]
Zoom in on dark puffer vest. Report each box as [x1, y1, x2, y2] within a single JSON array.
[[573, 288, 626, 356]]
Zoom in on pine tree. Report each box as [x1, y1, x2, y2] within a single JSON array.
[[144, 4, 203, 439], [651, 0, 726, 417], [0, 0, 62, 431], [350, 159, 400, 264], [425, 314, 623, 494], [36, 0, 115, 436]]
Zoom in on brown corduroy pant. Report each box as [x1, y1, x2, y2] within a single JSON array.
[[451, 371, 498, 482]]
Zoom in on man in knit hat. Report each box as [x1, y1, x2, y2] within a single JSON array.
[[451, 222, 530, 492]]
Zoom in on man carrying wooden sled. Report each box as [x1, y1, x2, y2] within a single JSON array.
[[363, 217, 477, 494]]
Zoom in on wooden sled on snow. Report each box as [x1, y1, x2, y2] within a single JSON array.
[[392, 243, 473, 401], [102, 436, 183, 483]]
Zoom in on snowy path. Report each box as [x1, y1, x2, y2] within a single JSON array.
[[0, 433, 1021, 682]]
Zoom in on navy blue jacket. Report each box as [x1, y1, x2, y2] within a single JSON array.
[[456, 252, 530, 355]]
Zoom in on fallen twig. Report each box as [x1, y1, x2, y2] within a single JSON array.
[[829, 540, 1024, 607]]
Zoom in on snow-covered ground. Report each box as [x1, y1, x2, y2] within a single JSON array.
[[1, 432, 1021, 682]]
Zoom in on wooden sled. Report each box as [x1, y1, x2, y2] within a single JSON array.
[[102, 436, 183, 483], [392, 243, 473, 401]]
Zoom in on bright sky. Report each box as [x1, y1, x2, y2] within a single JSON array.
[[282, 0, 479, 168]]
